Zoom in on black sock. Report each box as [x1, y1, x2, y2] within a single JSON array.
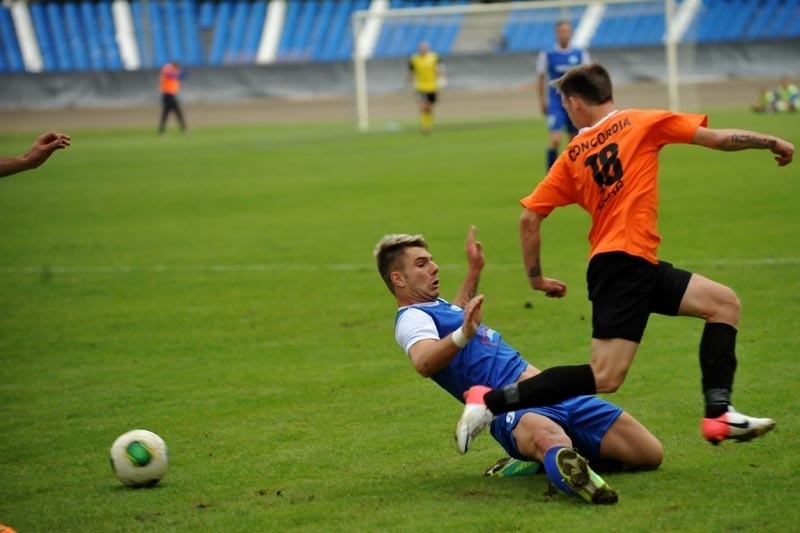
[[484, 364, 596, 415], [546, 149, 557, 170], [699, 322, 738, 418]]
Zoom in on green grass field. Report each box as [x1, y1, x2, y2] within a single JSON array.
[[1, 109, 798, 532]]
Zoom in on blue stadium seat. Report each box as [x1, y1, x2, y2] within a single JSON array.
[[277, 0, 300, 60], [224, 0, 248, 63], [64, 2, 89, 70], [747, 0, 780, 40], [318, 0, 350, 61], [503, 6, 582, 53], [693, 0, 760, 43], [130, 0, 145, 65], [311, 0, 333, 61], [209, 0, 232, 65], [199, 0, 215, 29], [787, 0, 800, 37], [181, 0, 204, 66], [18, 0, 799, 72], [243, 0, 266, 62], [292, 0, 318, 60], [148, 0, 168, 66], [333, 0, 370, 61], [591, 2, 670, 48], [79, 1, 104, 70], [371, 0, 467, 58], [164, 0, 184, 62], [98, 0, 122, 69], [776, 0, 799, 37], [29, 2, 55, 71], [45, 2, 73, 70], [278, 0, 368, 62], [0, 4, 24, 72]]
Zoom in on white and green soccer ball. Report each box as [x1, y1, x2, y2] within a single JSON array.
[[110, 429, 169, 487]]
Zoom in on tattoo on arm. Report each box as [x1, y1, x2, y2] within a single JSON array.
[[730, 134, 776, 149], [527, 265, 541, 279]]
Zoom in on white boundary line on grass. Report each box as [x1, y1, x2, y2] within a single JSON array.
[[0, 257, 799, 275]]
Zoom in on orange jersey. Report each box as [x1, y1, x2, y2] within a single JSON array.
[[160, 63, 181, 95], [520, 109, 708, 264]]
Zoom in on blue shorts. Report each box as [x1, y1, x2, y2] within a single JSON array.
[[490, 395, 622, 461], [547, 104, 577, 134]]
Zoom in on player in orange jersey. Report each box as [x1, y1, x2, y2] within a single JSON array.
[[158, 61, 187, 135], [455, 63, 793, 453]]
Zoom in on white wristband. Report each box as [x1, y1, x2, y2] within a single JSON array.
[[451, 327, 469, 348]]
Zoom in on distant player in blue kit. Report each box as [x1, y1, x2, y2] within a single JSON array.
[[374, 226, 663, 504], [536, 20, 591, 170]]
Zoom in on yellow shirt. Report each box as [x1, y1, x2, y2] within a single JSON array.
[[409, 52, 439, 93]]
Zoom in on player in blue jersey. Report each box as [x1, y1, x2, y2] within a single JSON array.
[[374, 226, 663, 504], [536, 20, 591, 170]]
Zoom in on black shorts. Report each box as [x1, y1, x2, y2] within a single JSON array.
[[418, 92, 437, 104], [586, 252, 692, 343]]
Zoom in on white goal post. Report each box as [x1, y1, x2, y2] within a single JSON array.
[[351, 0, 680, 132]]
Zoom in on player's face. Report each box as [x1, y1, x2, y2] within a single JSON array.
[[397, 247, 440, 303], [556, 23, 572, 47]]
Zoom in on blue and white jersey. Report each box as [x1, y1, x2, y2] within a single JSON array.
[[395, 298, 529, 403], [536, 45, 591, 110]]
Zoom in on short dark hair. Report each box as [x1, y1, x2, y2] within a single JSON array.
[[554, 63, 614, 105]]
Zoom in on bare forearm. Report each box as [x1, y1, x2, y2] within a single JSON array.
[[0, 156, 32, 178], [453, 269, 480, 309], [692, 126, 794, 166], [520, 212, 544, 288], [411, 338, 463, 378], [718, 130, 779, 151], [522, 236, 543, 288]]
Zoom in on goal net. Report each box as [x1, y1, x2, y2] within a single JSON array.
[[351, 0, 685, 132]]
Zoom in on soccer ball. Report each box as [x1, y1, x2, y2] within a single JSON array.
[[110, 429, 169, 487]]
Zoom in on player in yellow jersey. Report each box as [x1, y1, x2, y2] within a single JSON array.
[[408, 41, 445, 133]]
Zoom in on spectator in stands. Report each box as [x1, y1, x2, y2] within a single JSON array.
[[408, 41, 445, 134], [774, 77, 798, 112], [0, 132, 71, 179], [158, 61, 188, 135], [536, 20, 591, 170]]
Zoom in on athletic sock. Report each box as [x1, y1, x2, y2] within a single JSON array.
[[699, 322, 738, 418], [543, 446, 576, 495], [546, 149, 557, 170], [421, 110, 433, 131], [484, 364, 596, 415]]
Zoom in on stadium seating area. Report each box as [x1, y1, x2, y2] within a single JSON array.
[[372, 0, 467, 58], [689, 0, 800, 42], [1, 0, 799, 73], [502, 5, 584, 52]]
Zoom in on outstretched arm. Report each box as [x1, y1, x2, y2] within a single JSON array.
[[691, 127, 794, 166], [407, 225, 485, 378], [453, 225, 484, 308], [0, 132, 71, 179], [520, 208, 567, 298]]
